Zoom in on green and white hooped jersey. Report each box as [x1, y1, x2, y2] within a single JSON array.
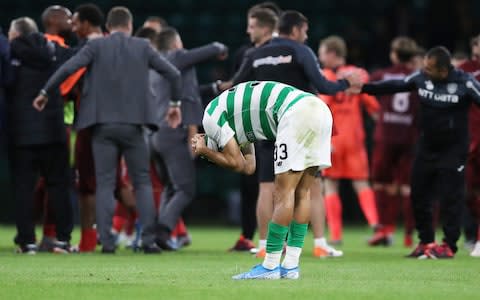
[[203, 81, 314, 149]]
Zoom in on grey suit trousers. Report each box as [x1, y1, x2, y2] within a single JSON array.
[[150, 127, 195, 231], [92, 124, 156, 248]]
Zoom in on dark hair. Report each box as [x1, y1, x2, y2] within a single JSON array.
[[278, 10, 307, 35], [145, 16, 168, 27], [106, 6, 132, 29], [248, 1, 282, 17], [75, 3, 104, 27], [134, 26, 157, 43], [426, 46, 452, 70], [156, 27, 179, 51], [41, 5, 71, 27], [249, 8, 278, 31]]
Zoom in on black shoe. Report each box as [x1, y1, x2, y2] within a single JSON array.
[[155, 226, 175, 251], [142, 243, 162, 254], [101, 246, 116, 254], [16, 243, 38, 254], [52, 240, 72, 254]]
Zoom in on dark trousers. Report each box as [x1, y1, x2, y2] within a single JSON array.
[[240, 173, 258, 240], [410, 155, 465, 252], [150, 127, 195, 232], [11, 143, 72, 244], [92, 124, 157, 249]]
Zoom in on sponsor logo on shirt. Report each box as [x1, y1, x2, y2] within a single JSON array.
[[253, 55, 293, 68], [418, 88, 459, 103]]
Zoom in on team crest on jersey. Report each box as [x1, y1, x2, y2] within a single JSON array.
[[447, 83, 458, 94], [246, 132, 256, 142], [425, 80, 434, 90]]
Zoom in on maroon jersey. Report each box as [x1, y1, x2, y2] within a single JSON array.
[[458, 59, 480, 142], [370, 65, 419, 144]]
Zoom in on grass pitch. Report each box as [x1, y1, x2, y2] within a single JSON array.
[[0, 226, 478, 300]]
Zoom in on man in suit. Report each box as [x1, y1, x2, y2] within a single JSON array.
[[149, 27, 228, 249], [33, 6, 182, 254]]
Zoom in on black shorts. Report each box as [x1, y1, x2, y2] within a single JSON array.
[[256, 140, 275, 183]]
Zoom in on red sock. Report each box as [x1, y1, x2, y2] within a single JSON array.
[[125, 211, 137, 236], [176, 218, 188, 236], [325, 193, 342, 241], [358, 188, 379, 226], [43, 224, 56, 238], [112, 202, 129, 232], [79, 228, 97, 252], [402, 195, 415, 236], [383, 193, 401, 233]]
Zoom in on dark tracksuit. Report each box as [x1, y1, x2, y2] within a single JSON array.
[[150, 43, 227, 235], [363, 68, 480, 252], [7, 33, 73, 245], [228, 37, 351, 241], [232, 36, 351, 179]]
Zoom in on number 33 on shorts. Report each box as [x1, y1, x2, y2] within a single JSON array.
[[274, 143, 288, 164]]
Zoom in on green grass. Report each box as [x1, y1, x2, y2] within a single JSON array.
[[0, 225, 478, 300]]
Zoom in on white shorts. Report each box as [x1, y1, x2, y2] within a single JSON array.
[[274, 96, 332, 175]]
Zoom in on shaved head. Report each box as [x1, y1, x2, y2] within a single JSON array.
[[41, 5, 72, 35]]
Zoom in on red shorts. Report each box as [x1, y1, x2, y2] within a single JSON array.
[[323, 137, 369, 179], [467, 140, 480, 189], [75, 129, 96, 194], [371, 142, 413, 185]]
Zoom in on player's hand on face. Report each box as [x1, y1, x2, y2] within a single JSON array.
[[191, 133, 206, 155]]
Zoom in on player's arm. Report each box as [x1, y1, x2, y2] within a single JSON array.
[[362, 71, 418, 95], [174, 42, 228, 70], [466, 74, 480, 107], [360, 94, 380, 115], [297, 45, 351, 94], [42, 42, 95, 96], [192, 134, 256, 175], [147, 44, 182, 101], [33, 42, 96, 111]]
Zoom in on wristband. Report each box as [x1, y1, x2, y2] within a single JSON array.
[[40, 89, 48, 98], [169, 101, 181, 107]]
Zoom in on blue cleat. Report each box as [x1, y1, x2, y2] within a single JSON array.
[[280, 266, 300, 279], [232, 264, 281, 280]]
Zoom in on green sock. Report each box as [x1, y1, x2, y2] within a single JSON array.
[[266, 221, 289, 253], [287, 221, 308, 248]]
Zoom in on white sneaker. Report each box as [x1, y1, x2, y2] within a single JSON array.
[[313, 243, 343, 258], [470, 241, 480, 257]]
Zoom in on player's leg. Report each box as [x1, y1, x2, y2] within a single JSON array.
[[281, 167, 318, 279], [254, 182, 274, 257], [252, 140, 275, 257], [324, 178, 342, 243], [349, 144, 378, 230], [151, 129, 196, 251], [311, 177, 343, 257], [41, 143, 73, 253], [232, 170, 304, 280], [408, 156, 436, 258], [400, 184, 414, 247], [229, 173, 257, 251], [11, 146, 39, 253], [75, 129, 97, 252]]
